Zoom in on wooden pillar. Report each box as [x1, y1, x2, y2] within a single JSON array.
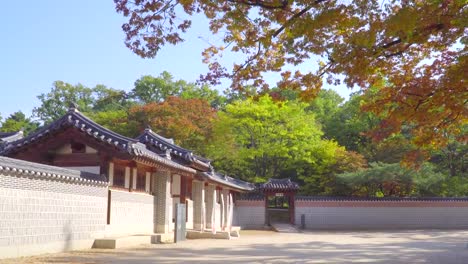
[[180, 176, 187, 203], [129, 161, 137, 192], [99, 154, 110, 180]]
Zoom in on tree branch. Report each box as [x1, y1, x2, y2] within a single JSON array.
[[272, 0, 328, 38], [227, 0, 289, 10]]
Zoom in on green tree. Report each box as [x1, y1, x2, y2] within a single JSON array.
[[34, 81, 131, 123], [0, 111, 39, 135], [132, 72, 182, 104], [207, 95, 339, 182], [336, 162, 457, 197], [132, 71, 226, 108], [300, 148, 367, 195], [92, 85, 133, 112], [34, 81, 94, 123], [324, 93, 379, 154], [306, 89, 344, 126]]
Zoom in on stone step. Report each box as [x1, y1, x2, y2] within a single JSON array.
[[186, 226, 242, 240], [186, 230, 231, 239], [92, 233, 174, 249], [270, 223, 300, 233]]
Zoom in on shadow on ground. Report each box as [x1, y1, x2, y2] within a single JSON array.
[[2, 230, 468, 264]]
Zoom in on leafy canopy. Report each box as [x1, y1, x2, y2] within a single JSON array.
[[115, 0, 467, 149], [129, 96, 217, 155], [207, 95, 339, 182]]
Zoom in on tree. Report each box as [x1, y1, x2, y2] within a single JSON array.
[[306, 89, 344, 125], [128, 96, 217, 154], [132, 72, 182, 104], [115, 0, 467, 150], [34, 81, 130, 123], [207, 95, 339, 182], [34, 81, 94, 123], [92, 85, 133, 112], [132, 71, 226, 108], [324, 93, 379, 154], [0, 111, 39, 135], [335, 162, 460, 197], [299, 147, 367, 195]]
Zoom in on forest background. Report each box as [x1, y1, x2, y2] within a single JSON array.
[[0, 72, 466, 197]]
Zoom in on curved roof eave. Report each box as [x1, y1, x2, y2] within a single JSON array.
[[197, 171, 254, 192], [0, 107, 196, 175], [136, 128, 211, 171]]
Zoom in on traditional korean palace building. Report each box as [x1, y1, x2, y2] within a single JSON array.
[[0, 105, 253, 248], [1, 104, 467, 259]]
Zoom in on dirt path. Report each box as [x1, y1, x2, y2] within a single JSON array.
[[2, 230, 468, 263]]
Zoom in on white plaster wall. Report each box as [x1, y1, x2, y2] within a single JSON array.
[[234, 205, 265, 229], [171, 174, 181, 195], [295, 206, 468, 230], [106, 190, 155, 236], [0, 173, 107, 259], [186, 199, 194, 230]]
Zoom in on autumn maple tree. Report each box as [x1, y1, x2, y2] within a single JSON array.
[[114, 0, 467, 151], [129, 96, 217, 155]]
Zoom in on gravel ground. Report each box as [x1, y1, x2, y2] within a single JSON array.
[[2, 230, 468, 264]]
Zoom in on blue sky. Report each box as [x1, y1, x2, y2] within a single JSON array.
[[0, 0, 352, 119]]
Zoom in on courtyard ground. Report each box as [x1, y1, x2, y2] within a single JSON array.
[[1, 230, 468, 264]]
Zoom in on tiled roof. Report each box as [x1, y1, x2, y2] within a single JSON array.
[[0, 131, 24, 143], [0, 107, 195, 174], [136, 128, 211, 171], [238, 192, 265, 200], [0, 105, 252, 190], [0, 156, 107, 186], [197, 171, 254, 191], [258, 178, 299, 191]]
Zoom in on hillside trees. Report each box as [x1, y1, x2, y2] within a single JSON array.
[[335, 162, 457, 197], [206, 95, 347, 183]]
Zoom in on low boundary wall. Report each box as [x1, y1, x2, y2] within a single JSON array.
[[295, 197, 468, 230], [106, 190, 155, 236], [0, 157, 108, 259], [234, 196, 265, 229]]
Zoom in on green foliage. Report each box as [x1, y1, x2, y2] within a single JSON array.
[[0, 111, 39, 135], [12, 71, 464, 198], [92, 85, 134, 112], [323, 93, 379, 154], [306, 89, 344, 126], [132, 71, 226, 108], [132, 72, 182, 104], [86, 110, 134, 137], [34, 81, 94, 123], [34, 81, 130, 123], [207, 95, 339, 182], [300, 148, 367, 195], [116, 0, 467, 150], [335, 162, 466, 197]]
